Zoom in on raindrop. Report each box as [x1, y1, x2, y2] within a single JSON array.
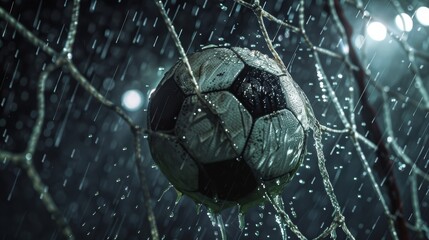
[[238, 211, 245, 230], [7, 169, 20, 201], [102, 78, 115, 91], [207, 209, 217, 227], [195, 203, 202, 214], [175, 191, 183, 205], [216, 214, 227, 240]]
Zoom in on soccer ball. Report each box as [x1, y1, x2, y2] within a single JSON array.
[[147, 46, 313, 212]]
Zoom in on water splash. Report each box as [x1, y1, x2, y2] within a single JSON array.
[[216, 214, 227, 240], [273, 195, 288, 240], [238, 210, 245, 231], [207, 209, 227, 240]]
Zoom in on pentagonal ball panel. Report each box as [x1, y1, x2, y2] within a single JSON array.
[[231, 47, 283, 76], [148, 76, 186, 132], [243, 109, 305, 180], [230, 66, 287, 119], [174, 47, 245, 95], [148, 134, 199, 192], [198, 158, 258, 201], [176, 91, 252, 164]]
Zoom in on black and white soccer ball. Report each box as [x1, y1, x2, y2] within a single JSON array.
[[148, 46, 314, 211]]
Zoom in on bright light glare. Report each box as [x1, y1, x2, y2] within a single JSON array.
[[122, 90, 143, 111], [395, 13, 413, 32], [148, 89, 156, 99], [367, 22, 387, 41], [416, 7, 429, 26]]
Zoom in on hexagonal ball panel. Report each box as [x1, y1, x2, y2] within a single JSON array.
[[243, 109, 305, 180], [148, 134, 199, 192], [148, 76, 186, 132], [279, 75, 313, 130], [176, 91, 252, 164], [174, 47, 245, 95], [231, 47, 283, 76]]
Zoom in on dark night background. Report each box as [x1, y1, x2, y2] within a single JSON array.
[[0, 0, 428, 239]]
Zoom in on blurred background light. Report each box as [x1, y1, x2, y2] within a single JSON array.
[[367, 21, 387, 41], [122, 89, 143, 111], [341, 42, 349, 53], [416, 6, 429, 26], [395, 13, 413, 32], [355, 34, 365, 49]]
